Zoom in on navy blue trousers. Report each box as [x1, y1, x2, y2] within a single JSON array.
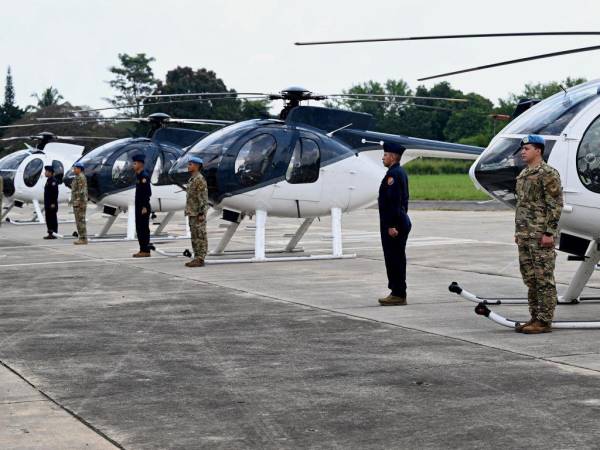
[[380, 225, 409, 297], [136, 209, 150, 252]]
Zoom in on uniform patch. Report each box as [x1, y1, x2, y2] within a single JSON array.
[[387, 177, 394, 185], [142, 178, 147, 184], [52, 182, 56, 186]]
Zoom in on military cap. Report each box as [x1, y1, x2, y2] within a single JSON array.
[[189, 156, 203, 165], [520, 134, 545, 148], [44, 165, 54, 172], [132, 153, 145, 163], [383, 141, 406, 154], [73, 162, 85, 169]]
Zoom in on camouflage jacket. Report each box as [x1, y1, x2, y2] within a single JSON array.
[[185, 172, 208, 216], [515, 161, 563, 240], [71, 173, 88, 207]]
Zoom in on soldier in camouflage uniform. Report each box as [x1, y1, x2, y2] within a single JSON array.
[[71, 162, 88, 245], [184, 156, 208, 267], [514, 135, 563, 334]]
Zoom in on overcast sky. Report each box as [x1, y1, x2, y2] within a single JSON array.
[[2, 0, 600, 114]]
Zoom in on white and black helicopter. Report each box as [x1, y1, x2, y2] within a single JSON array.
[[148, 87, 483, 262], [0, 132, 110, 225], [298, 31, 600, 328], [46, 87, 482, 261]]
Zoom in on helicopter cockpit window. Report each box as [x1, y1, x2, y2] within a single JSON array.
[[111, 149, 139, 188], [234, 134, 277, 187], [502, 80, 600, 136], [286, 138, 321, 184], [577, 114, 600, 193], [52, 160, 64, 184], [23, 158, 44, 187]]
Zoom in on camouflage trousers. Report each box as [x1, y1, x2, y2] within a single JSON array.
[[73, 205, 87, 240], [188, 215, 207, 260], [518, 239, 558, 322]]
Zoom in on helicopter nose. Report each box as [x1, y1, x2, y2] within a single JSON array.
[[169, 156, 192, 186], [63, 168, 75, 189], [470, 136, 539, 207]]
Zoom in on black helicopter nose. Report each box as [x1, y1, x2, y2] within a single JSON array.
[[63, 168, 75, 189], [169, 156, 192, 186], [472, 136, 556, 207]]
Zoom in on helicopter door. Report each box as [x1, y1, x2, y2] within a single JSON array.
[[272, 136, 323, 205]]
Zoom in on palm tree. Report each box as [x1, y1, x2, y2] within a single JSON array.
[[30, 86, 64, 110]]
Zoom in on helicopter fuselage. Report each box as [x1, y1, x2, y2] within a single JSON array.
[[0, 143, 83, 206]]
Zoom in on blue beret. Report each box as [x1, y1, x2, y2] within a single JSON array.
[[44, 165, 54, 172], [73, 162, 85, 169], [383, 141, 406, 154], [520, 134, 545, 147], [189, 156, 203, 165], [132, 153, 145, 163]]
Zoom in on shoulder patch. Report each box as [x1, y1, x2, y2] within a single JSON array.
[[387, 176, 394, 186], [52, 182, 56, 186], [142, 178, 147, 184]]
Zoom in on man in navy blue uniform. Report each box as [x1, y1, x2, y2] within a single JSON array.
[[378, 141, 411, 306], [43, 165, 59, 240], [132, 154, 152, 257]]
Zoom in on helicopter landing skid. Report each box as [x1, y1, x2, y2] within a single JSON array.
[[473, 302, 600, 330], [447, 282, 590, 305]]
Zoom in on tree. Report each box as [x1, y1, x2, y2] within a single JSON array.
[[0, 66, 25, 127], [106, 53, 158, 117], [143, 66, 269, 121], [30, 86, 64, 110]]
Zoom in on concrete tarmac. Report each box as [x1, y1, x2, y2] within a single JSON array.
[[1, 207, 600, 449]]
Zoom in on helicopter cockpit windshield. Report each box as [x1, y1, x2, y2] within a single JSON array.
[[0, 150, 28, 196], [502, 79, 600, 136]]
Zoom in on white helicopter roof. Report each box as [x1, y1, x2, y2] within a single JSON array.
[[42, 142, 85, 157], [502, 78, 600, 138]]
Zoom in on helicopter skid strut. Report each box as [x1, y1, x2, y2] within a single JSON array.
[[205, 208, 355, 264]]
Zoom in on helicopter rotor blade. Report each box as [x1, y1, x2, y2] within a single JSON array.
[[327, 94, 468, 102], [294, 31, 600, 46], [73, 96, 271, 114], [140, 92, 267, 99], [418, 44, 600, 81], [331, 98, 456, 111]]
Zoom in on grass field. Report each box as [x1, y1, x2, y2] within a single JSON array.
[[408, 174, 491, 201]]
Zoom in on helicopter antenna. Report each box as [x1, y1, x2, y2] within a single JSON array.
[[326, 123, 353, 137]]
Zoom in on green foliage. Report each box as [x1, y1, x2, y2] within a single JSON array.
[[409, 174, 490, 200], [143, 66, 270, 121], [404, 158, 472, 175], [30, 86, 64, 110], [106, 53, 158, 117], [0, 66, 25, 129]]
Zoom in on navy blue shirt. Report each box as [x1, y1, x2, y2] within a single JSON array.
[[44, 176, 59, 209], [378, 163, 410, 231], [135, 169, 152, 210]]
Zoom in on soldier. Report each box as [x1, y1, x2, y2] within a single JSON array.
[[132, 154, 152, 258], [43, 165, 59, 239], [184, 156, 208, 267], [514, 134, 563, 334], [71, 162, 88, 245], [378, 141, 411, 306]]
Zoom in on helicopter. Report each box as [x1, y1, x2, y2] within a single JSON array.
[[0, 132, 110, 225], [297, 31, 600, 327], [156, 86, 484, 262]]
